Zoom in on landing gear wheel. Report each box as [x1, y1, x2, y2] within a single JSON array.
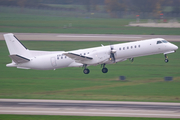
[[102, 68, 108, 73], [164, 54, 169, 63], [83, 69, 90, 74], [165, 59, 169, 63]]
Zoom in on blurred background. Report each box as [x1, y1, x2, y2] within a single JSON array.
[[1, 0, 180, 19], [1, 0, 180, 34]]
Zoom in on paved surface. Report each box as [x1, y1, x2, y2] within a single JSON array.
[[0, 33, 180, 41], [129, 22, 180, 28], [0, 99, 180, 118]]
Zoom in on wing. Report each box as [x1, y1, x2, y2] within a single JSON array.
[[63, 52, 93, 62], [9, 54, 30, 64]]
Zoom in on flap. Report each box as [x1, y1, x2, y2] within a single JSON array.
[[9, 54, 30, 64], [63, 52, 93, 61]]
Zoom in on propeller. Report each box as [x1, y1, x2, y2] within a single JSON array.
[[109, 45, 116, 63]]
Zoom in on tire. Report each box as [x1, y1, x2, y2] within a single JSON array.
[[102, 68, 108, 73], [165, 59, 169, 63], [83, 69, 90, 74]]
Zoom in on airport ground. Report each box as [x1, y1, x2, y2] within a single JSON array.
[[1, 33, 180, 41], [129, 22, 180, 28], [0, 33, 180, 119], [1, 7, 180, 119], [0, 99, 180, 118]]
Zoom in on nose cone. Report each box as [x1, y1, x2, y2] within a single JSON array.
[[173, 44, 178, 50], [169, 43, 178, 50]]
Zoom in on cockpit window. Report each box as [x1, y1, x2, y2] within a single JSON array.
[[162, 40, 168, 43], [157, 41, 162, 44]]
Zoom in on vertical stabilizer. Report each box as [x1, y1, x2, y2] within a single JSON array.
[[4, 33, 31, 58]]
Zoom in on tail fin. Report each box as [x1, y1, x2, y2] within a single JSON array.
[[4, 33, 32, 58]]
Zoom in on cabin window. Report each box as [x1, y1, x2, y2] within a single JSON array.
[[127, 47, 129, 49], [162, 40, 168, 43], [138, 45, 140, 48], [123, 47, 125, 50], [84, 53, 86, 55], [61, 57, 63, 59], [131, 46, 133, 49], [119, 48, 121, 50], [157, 41, 162, 44], [135, 45, 136, 48]]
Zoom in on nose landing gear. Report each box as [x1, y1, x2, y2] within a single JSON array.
[[164, 54, 169, 63]]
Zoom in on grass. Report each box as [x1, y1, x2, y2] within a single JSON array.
[[46, 4, 105, 12], [1, 115, 180, 120], [1, 6, 180, 34], [0, 40, 180, 102]]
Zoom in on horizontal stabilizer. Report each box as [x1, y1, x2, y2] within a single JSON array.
[[9, 54, 30, 64], [63, 52, 93, 61]]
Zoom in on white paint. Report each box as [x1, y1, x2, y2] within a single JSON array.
[[3, 33, 178, 74]]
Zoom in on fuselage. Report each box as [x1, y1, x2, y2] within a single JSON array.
[[17, 38, 178, 70]]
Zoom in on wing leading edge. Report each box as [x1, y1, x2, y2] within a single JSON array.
[[63, 52, 93, 61]]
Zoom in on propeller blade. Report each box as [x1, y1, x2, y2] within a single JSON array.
[[110, 53, 116, 63], [112, 53, 115, 62], [109, 44, 116, 63]]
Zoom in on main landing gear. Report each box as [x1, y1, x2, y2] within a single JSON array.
[[83, 68, 90, 74], [101, 64, 108, 73], [164, 54, 169, 63], [83, 64, 108, 74], [83, 64, 90, 74]]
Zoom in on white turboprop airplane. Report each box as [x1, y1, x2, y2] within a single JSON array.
[[4, 33, 178, 74]]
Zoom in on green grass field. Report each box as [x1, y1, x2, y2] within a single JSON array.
[[1, 6, 180, 35], [1, 115, 180, 120], [0, 40, 180, 102]]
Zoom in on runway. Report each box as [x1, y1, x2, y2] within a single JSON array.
[[0, 99, 180, 118], [0, 33, 180, 41]]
